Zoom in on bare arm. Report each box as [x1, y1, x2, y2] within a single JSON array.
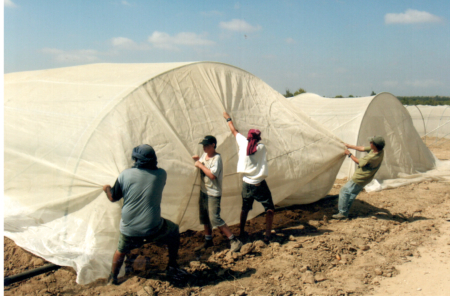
[[223, 112, 238, 137], [103, 185, 116, 202], [344, 149, 360, 164], [345, 143, 366, 152], [103, 183, 121, 203], [195, 161, 216, 180]]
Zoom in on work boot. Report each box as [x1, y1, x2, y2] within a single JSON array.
[[166, 266, 189, 281], [263, 235, 272, 245], [106, 273, 118, 286], [238, 231, 249, 243], [230, 238, 243, 253], [194, 239, 214, 252], [332, 213, 348, 220]]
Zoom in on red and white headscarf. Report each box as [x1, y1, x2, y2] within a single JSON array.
[[246, 129, 261, 155]]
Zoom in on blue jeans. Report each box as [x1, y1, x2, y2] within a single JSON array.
[[338, 180, 363, 216]]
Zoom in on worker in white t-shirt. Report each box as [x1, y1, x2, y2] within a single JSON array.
[[223, 112, 275, 244], [192, 135, 242, 253]]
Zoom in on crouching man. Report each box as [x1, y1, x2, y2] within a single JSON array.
[[103, 144, 185, 285], [192, 135, 242, 253], [333, 136, 385, 219]]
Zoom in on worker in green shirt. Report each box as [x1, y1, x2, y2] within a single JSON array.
[[332, 136, 385, 219]]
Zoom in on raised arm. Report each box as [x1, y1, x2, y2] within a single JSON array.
[[345, 143, 366, 152], [223, 112, 238, 137]]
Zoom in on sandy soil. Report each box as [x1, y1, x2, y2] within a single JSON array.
[[424, 137, 450, 160], [4, 143, 450, 296]]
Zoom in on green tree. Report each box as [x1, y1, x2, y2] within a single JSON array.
[[335, 95, 343, 98], [284, 89, 294, 98], [348, 95, 354, 98], [370, 91, 376, 96], [293, 88, 306, 96]]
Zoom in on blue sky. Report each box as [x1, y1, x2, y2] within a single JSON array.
[[4, 0, 450, 96]]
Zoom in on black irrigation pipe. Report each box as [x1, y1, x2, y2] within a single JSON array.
[[4, 264, 61, 286]]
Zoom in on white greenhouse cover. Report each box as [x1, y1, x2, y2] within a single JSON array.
[[405, 105, 450, 140], [4, 62, 345, 284], [288, 92, 436, 180]]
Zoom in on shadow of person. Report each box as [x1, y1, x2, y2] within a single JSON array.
[[120, 237, 256, 288], [124, 258, 256, 288], [349, 199, 429, 222]]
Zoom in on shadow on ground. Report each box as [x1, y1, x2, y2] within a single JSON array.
[[119, 193, 428, 287]]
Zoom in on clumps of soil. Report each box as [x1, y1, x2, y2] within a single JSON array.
[[4, 177, 450, 296]]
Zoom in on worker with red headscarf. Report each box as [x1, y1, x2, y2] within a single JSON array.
[[223, 112, 275, 244]]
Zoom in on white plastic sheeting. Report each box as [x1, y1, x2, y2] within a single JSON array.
[[4, 62, 345, 284], [288, 92, 436, 181], [365, 160, 450, 192], [405, 105, 450, 140]]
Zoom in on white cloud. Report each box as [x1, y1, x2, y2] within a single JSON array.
[[405, 79, 443, 88], [219, 19, 262, 32], [112, 37, 135, 47], [41, 48, 99, 63], [148, 31, 215, 51], [121, 1, 131, 6], [286, 38, 295, 44], [5, 0, 17, 7], [200, 10, 222, 17], [111, 37, 150, 50], [385, 9, 443, 24]]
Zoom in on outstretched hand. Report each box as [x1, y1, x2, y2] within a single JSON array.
[[223, 111, 230, 119], [194, 161, 202, 168], [192, 155, 200, 161], [103, 184, 111, 192], [344, 149, 351, 156]]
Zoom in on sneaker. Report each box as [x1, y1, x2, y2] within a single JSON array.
[[332, 213, 348, 220], [194, 240, 214, 252], [106, 274, 118, 286], [230, 238, 243, 253]]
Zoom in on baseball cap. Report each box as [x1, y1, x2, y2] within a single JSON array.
[[199, 135, 217, 146], [368, 135, 385, 148]]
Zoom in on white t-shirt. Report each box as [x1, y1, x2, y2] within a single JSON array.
[[235, 133, 268, 184], [199, 153, 223, 196]]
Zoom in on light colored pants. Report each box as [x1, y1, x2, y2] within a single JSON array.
[[338, 180, 363, 216], [199, 191, 226, 228]]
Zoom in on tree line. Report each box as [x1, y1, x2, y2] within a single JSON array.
[[283, 88, 450, 106], [397, 96, 450, 106]]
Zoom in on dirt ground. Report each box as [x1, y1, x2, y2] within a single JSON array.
[[425, 137, 450, 160], [4, 140, 450, 296]]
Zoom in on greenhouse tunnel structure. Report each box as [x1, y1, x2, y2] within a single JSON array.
[[4, 62, 345, 284], [405, 105, 450, 142], [288, 92, 436, 181]]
